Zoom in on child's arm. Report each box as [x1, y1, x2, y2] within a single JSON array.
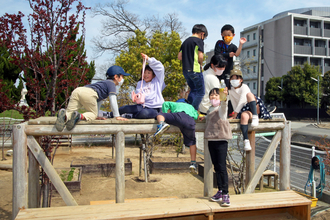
[[219, 100, 228, 120], [109, 94, 128, 121], [142, 53, 165, 83], [198, 51, 204, 66], [235, 37, 247, 57], [178, 51, 182, 60]]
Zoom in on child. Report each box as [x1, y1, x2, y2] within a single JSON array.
[[178, 24, 208, 110], [118, 53, 165, 119], [228, 69, 271, 151], [199, 54, 227, 115], [199, 88, 232, 207], [55, 66, 129, 131], [152, 101, 199, 173], [214, 24, 246, 87]]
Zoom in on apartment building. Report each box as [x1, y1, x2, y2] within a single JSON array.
[[240, 7, 330, 99]]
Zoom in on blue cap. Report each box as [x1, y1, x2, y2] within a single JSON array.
[[106, 66, 130, 77]]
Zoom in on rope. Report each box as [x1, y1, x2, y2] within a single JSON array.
[[304, 155, 326, 198]]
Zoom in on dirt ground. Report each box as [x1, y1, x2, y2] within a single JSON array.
[[1, 141, 330, 219]]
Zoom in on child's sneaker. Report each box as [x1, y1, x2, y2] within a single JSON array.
[[55, 108, 66, 132], [244, 139, 252, 151], [66, 111, 81, 131], [210, 190, 222, 202], [251, 115, 259, 127], [221, 194, 230, 207], [189, 162, 197, 174], [153, 122, 170, 139]]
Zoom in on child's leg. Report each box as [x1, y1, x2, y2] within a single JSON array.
[[153, 113, 171, 138], [135, 108, 158, 119], [240, 111, 252, 151], [189, 144, 196, 161], [246, 93, 259, 127], [156, 114, 165, 124]]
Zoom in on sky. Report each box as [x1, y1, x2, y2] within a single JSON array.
[[2, 0, 330, 76]]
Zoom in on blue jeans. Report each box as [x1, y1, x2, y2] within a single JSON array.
[[119, 104, 161, 119], [183, 70, 205, 110]]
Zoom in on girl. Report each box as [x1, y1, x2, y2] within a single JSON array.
[[118, 53, 166, 119], [228, 69, 271, 151], [199, 88, 232, 207], [199, 54, 227, 115]]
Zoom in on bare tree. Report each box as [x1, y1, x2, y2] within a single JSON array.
[[91, 0, 187, 58]]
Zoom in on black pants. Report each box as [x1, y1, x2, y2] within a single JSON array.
[[208, 141, 228, 194]]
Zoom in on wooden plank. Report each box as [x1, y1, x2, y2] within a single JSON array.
[[280, 121, 291, 190], [115, 131, 125, 203], [26, 136, 78, 206], [16, 191, 311, 220], [90, 196, 179, 205], [244, 131, 282, 194], [204, 138, 213, 197], [12, 123, 28, 220]]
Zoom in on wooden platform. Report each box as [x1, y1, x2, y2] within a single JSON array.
[[16, 191, 311, 220]]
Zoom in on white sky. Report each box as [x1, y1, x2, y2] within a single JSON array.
[[2, 0, 330, 76]]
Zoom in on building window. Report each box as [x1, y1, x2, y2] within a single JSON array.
[[294, 19, 306, 27], [247, 68, 250, 74], [253, 82, 256, 90], [315, 40, 325, 47], [247, 35, 250, 42], [310, 21, 320, 28], [247, 51, 250, 58], [253, 66, 256, 73], [261, 64, 264, 77], [253, 33, 256, 40], [253, 49, 256, 56], [325, 23, 330, 29], [247, 83, 250, 87]]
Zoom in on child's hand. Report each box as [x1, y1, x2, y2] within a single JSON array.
[[198, 115, 205, 121], [240, 37, 247, 44], [224, 87, 228, 95], [116, 116, 129, 121], [229, 52, 235, 57], [141, 53, 149, 60]]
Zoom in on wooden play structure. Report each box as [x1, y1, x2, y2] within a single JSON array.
[[12, 117, 312, 219]]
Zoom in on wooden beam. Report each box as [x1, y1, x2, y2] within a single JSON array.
[[244, 131, 282, 194], [12, 123, 28, 220], [280, 121, 291, 190], [115, 131, 125, 203], [203, 138, 213, 197], [24, 122, 286, 136], [26, 136, 78, 206], [28, 148, 40, 208]]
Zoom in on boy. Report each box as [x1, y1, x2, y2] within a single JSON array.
[[178, 24, 208, 110], [55, 65, 130, 132], [152, 101, 199, 173], [214, 24, 246, 86]]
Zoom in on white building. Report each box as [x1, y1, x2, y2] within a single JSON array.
[[240, 7, 330, 99]]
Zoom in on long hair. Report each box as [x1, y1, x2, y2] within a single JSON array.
[[204, 54, 227, 71]]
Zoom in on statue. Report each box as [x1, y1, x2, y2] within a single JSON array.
[[19, 88, 28, 107]]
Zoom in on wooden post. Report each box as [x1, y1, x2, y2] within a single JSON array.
[[28, 148, 40, 208], [115, 131, 125, 203], [280, 121, 291, 191], [12, 124, 28, 220], [27, 136, 78, 206], [204, 138, 213, 197], [245, 130, 255, 187]]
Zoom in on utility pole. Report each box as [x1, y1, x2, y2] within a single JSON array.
[[257, 26, 262, 98]]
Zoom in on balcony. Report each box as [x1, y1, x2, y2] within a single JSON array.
[[294, 26, 307, 35], [325, 29, 330, 37], [325, 66, 330, 73], [294, 45, 312, 55], [315, 47, 326, 56], [310, 27, 322, 36]]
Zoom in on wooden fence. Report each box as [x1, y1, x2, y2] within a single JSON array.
[[12, 117, 290, 219]]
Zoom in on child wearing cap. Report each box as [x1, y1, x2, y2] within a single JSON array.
[[228, 69, 271, 151], [117, 53, 166, 119], [55, 65, 130, 132]]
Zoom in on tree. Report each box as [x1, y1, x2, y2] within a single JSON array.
[[265, 77, 283, 105], [0, 45, 23, 112], [115, 30, 185, 101], [91, 0, 187, 58], [0, 0, 93, 117], [282, 63, 321, 108], [321, 71, 330, 110]]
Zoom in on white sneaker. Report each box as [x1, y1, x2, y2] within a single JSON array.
[[251, 115, 259, 127], [244, 140, 252, 151]]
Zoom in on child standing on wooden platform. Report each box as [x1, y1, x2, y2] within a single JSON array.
[[151, 101, 199, 173], [199, 88, 232, 207], [55, 66, 130, 132], [228, 69, 271, 151]]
